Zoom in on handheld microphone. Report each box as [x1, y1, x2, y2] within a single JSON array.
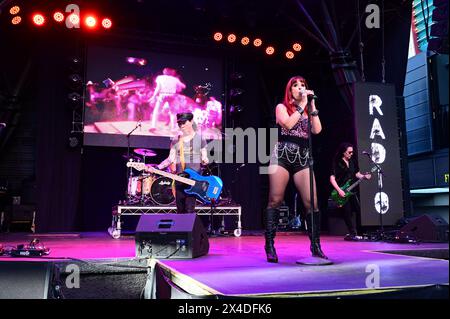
[[301, 89, 318, 101], [362, 151, 371, 156]]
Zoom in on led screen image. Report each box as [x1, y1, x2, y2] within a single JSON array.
[[84, 45, 224, 148]]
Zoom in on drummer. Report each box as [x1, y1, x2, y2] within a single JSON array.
[[157, 112, 209, 213]]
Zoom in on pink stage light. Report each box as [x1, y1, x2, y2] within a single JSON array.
[[53, 12, 64, 23], [213, 32, 223, 41], [32, 14, 45, 26], [102, 18, 112, 29]]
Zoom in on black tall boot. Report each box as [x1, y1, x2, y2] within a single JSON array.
[[305, 211, 328, 259], [264, 207, 279, 263]]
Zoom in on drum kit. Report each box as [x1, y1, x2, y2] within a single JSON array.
[[125, 148, 175, 205]]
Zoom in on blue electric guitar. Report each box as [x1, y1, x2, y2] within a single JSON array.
[[126, 162, 223, 204]]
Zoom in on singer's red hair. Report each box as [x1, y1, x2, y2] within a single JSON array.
[[282, 76, 309, 116]]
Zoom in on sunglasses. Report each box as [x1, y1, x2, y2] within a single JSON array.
[[177, 120, 188, 126]]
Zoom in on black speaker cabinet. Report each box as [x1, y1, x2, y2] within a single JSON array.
[[135, 213, 209, 259], [399, 214, 449, 242], [0, 262, 55, 299]]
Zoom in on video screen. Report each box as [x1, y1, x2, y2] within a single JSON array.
[[83, 45, 224, 147]]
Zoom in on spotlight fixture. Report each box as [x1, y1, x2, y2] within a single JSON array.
[[32, 14, 45, 26], [53, 12, 64, 23], [101, 18, 112, 29], [68, 13, 80, 26], [253, 38, 262, 47], [265, 46, 275, 55], [285, 51, 295, 59], [213, 32, 223, 41], [68, 92, 82, 103], [227, 34, 237, 43], [85, 16, 97, 28], [241, 37, 250, 45], [10, 6, 20, 15], [293, 43, 302, 52], [12, 16, 22, 25]]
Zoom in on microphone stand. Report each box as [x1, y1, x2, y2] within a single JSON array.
[[297, 97, 332, 265], [364, 153, 386, 241], [125, 122, 141, 204]]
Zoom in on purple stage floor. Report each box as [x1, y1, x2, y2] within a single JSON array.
[[0, 232, 448, 297]]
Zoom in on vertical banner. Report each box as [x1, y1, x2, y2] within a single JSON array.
[[354, 82, 404, 226]]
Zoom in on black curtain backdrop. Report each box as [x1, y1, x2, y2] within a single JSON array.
[[34, 32, 83, 232]]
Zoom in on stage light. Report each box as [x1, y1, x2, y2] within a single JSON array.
[[85, 16, 97, 28], [286, 51, 295, 59], [68, 92, 81, 103], [53, 12, 64, 23], [265, 46, 275, 55], [241, 37, 250, 45], [32, 14, 45, 26], [11, 16, 22, 25], [253, 38, 262, 47], [213, 32, 223, 41], [69, 13, 80, 26], [229, 104, 244, 114], [227, 34, 237, 43], [10, 6, 20, 15], [101, 18, 112, 29], [293, 43, 302, 52], [229, 88, 244, 97], [68, 74, 82, 88]]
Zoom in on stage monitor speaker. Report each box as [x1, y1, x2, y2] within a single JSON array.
[[135, 213, 209, 259], [0, 261, 55, 299], [399, 214, 449, 242]]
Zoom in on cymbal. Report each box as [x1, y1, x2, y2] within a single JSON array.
[[134, 148, 157, 157], [122, 154, 141, 161]]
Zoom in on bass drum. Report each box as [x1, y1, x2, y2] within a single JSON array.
[[150, 176, 175, 205]]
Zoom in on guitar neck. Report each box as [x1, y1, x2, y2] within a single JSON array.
[[346, 178, 363, 192], [150, 168, 195, 186]]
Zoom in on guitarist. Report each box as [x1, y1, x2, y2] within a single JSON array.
[[157, 112, 209, 213], [330, 142, 371, 239]]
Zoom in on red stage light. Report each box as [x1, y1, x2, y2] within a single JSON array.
[[227, 34, 237, 43], [265, 46, 275, 55], [69, 13, 80, 26], [102, 18, 112, 29], [241, 37, 250, 45], [85, 16, 97, 28], [53, 12, 64, 23], [253, 38, 262, 47], [285, 51, 295, 59], [32, 14, 45, 26], [11, 16, 22, 25], [10, 6, 20, 15], [293, 43, 302, 52], [213, 32, 223, 41]]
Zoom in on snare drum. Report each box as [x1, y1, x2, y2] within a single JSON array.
[[150, 176, 175, 205]]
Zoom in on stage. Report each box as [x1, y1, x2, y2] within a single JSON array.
[[0, 232, 448, 299]]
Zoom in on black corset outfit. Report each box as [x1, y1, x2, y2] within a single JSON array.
[[271, 116, 310, 175]]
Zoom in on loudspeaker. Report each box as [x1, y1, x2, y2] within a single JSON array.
[[0, 262, 55, 299], [135, 213, 209, 259], [399, 214, 449, 242]]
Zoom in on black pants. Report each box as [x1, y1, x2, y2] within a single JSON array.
[[175, 184, 196, 214], [341, 196, 360, 235]]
